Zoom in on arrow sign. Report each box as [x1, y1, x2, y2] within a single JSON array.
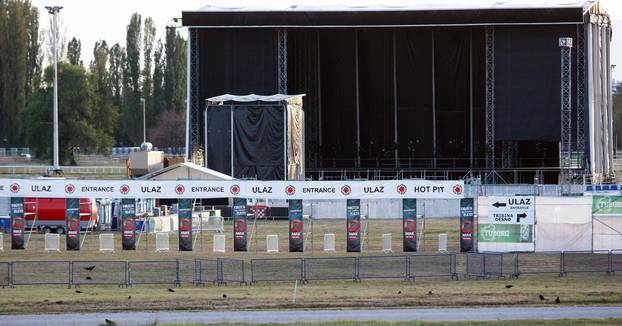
[[492, 202, 507, 208], [516, 212, 527, 223]]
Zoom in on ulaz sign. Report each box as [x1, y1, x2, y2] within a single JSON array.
[[487, 196, 535, 225]]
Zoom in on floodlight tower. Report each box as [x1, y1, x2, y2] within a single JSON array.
[[559, 37, 573, 193], [46, 5, 63, 172]]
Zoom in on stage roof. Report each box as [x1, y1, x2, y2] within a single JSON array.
[[182, 0, 598, 27]]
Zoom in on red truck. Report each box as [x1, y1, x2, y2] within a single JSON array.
[[24, 198, 98, 234]]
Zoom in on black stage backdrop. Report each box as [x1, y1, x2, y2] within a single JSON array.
[[198, 26, 573, 170]]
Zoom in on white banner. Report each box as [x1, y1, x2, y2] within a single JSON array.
[[487, 196, 535, 225], [0, 179, 464, 200]]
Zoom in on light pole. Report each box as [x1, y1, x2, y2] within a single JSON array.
[[140, 97, 146, 144], [46, 6, 63, 171]]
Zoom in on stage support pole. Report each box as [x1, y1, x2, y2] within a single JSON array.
[[469, 29, 474, 168], [317, 31, 323, 166], [576, 24, 586, 172], [355, 30, 361, 168], [230, 106, 234, 177], [559, 37, 573, 193], [431, 31, 437, 168], [392, 31, 399, 168], [485, 26, 496, 182]]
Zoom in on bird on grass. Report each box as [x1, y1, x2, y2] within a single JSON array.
[[505, 285, 513, 289], [128, 295, 132, 300], [83, 265, 96, 272], [167, 288, 175, 293], [427, 290, 433, 295], [397, 291, 402, 295], [222, 294, 227, 298], [75, 290, 83, 294], [85, 276, 92, 280], [104, 319, 117, 326], [539, 294, 545, 301], [555, 297, 560, 304]]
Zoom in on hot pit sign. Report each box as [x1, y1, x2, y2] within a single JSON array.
[[487, 196, 535, 225]]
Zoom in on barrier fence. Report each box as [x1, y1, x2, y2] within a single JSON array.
[[1, 252, 621, 288]]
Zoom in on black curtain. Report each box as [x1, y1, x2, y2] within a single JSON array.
[[395, 29, 434, 166], [206, 105, 232, 176], [495, 25, 576, 142], [232, 105, 285, 180], [358, 29, 396, 168], [319, 30, 358, 168]]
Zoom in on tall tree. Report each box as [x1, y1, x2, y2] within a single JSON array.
[[120, 13, 142, 146], [108, 42, 124, 106], [90, 40, 119, 153], [613, 82, 622, 151], [142, 17, 156, 136], [25, 62, 101, 163], [67, 36, 81, 65], [164, 26, 186, 113], [151, 40, 165, 128]]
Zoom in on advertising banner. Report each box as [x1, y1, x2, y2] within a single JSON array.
[[121, 198, 136, 250], [10, 197, 25, 250], [487, 196, 535, 224], [402, 198, 417, 252], [592, 195, 622, 215], [477, 224, 533, 243], [288, 199, 303, 252], [178, 199, 193, 251], [66, 198, 80, 250], [346, 199, 361, 252], [0, 179, 464, 200], [233, 197, 247, 251], [460, 198, 475, 252]]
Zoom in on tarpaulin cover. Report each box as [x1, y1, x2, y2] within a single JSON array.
[[535, 196, 592, 252], [121, 198, 136, 250], [10, 197, 24, 250], [66, 198, 80, 251], [591, 196, 622, 251], [178, 199, 193, 251]]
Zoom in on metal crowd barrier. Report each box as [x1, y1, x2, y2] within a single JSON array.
[[1, 252, 621, 288]]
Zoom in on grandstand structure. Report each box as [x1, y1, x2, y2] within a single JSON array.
[[182, 0, 613, 184]]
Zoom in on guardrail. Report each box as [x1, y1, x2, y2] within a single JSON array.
[[0, 165, 126, 175], [1, 251, 620, 288]]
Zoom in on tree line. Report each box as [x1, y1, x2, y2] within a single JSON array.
[[0, 1, 186, 163]]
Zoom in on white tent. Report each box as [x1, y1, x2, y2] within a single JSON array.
[[138, 162, 233, 181]]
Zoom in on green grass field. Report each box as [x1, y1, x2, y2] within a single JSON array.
[[0, 218, 458, 260]]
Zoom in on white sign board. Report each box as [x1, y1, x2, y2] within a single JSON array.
[[487, 196, 535, 225]]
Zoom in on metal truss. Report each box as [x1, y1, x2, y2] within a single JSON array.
[[501, 141, 518, 168], [189, 28, 201, 163], [576, 25, 586, 171], [559, 37, 573, 189], [485, 27, 495, 175], [278, 29, 288, 94]]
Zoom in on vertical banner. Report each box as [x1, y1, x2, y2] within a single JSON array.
[[402, 198, 417, 252], [66, 198, 81, 251], [121, 198, 136, 250], [178, 199, 193, 251], [10, 198, 25, 250], [460, 198, 475, 252], [346, 199, 361, 252], [288, 199, 303, 252], [233, 198, 247, 251]]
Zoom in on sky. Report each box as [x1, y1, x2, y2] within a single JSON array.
[[30, 0, 622, 81]]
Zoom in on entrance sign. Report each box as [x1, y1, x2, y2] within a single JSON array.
[[487, 196, 535, 224], [232, 198, 247, 251], [288, 199, 303, 252], [0, 179, 464, 200], [460, 198, 475, 252], [178, 199, 193, 251]]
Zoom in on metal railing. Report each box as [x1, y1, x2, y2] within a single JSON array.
[[1, 251, 620, 288]]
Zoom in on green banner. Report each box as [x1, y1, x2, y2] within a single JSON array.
[[478, 224, 533, 243], [592, 196, 622, 215]]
